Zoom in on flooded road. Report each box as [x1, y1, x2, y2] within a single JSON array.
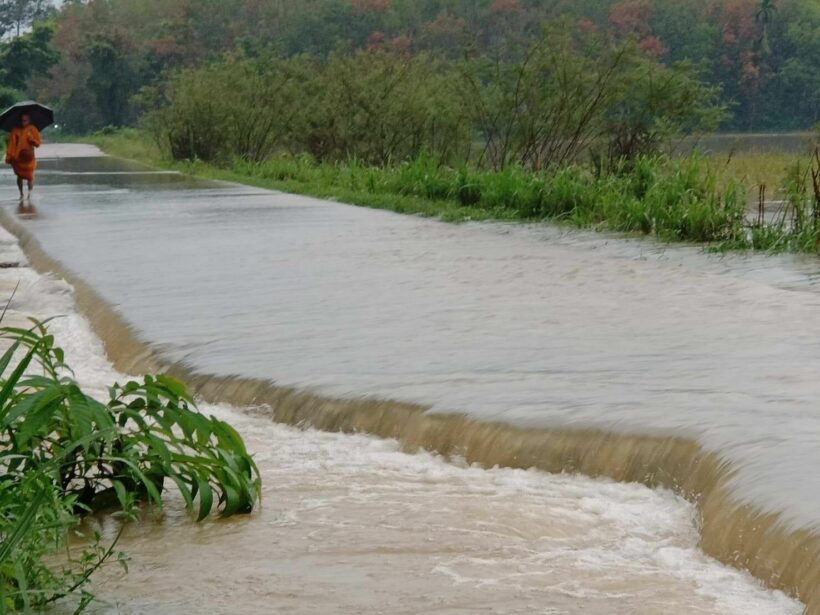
[[0, 226, 800, 614], [0, 144, 817, 612]]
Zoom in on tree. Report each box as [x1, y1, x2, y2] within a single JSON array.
[[153, 58, 305, 162], [296, 51, 470, 165], [84, 31, 139, 127], [0, 0, 52, 38], [755, 0, 777, 54], [25, 0, 820, 133], [609, 0, 652, 37], [460, 28, 634, 170], [0, 22, 59, 91], [774, 0, 820, 126], [602, 58, 729, 165]]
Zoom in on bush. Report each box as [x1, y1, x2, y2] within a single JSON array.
[[601, 59, 728, 167], [149, 58, 303, 163], [291, 51, 472, 166], [603, 157, 745, 242], [153, 52, 471, 167], [392, 155, 454, 200], [0, 319, 260, 612], [454, 167, 482, 206]]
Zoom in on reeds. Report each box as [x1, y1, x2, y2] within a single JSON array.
[[740, 149, 820, 253]]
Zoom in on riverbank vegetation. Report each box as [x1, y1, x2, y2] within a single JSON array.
[[82, 24, 820, 254], [0, 319, 260, 612], [87, 126, 820, 254]]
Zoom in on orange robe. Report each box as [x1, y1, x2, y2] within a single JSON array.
[[5, 125, 42, 181]]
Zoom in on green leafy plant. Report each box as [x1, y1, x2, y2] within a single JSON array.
[[0, 318, 261, 612]]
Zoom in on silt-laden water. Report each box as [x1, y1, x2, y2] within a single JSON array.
[[1, 144, 815, 613]]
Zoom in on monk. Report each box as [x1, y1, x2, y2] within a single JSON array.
[[5, 113, 41, 198]]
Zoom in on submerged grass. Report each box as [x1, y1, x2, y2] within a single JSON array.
[[84, 131, 820, 254]]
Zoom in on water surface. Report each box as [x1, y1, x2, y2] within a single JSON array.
[[0, 226, 799, 614], [7, 146, 820, 529], [3, 145, 820, 610]]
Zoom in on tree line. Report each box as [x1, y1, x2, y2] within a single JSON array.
[[0, 0, 815, 135], [139, 30, 724, 172], [0, 0, 810, 135]]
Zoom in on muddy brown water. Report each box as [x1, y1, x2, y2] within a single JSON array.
[[2, 144, 818, 613]]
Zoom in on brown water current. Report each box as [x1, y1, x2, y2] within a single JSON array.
[[2, 144, 819, 612], [0, 234, 800, 615]]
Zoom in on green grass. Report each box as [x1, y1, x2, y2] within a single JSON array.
[[79, 128, 166, 167], [82, 130, 820, 254]]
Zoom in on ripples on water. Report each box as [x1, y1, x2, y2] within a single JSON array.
[[0, 144, 814, 612], [0, 228, 799, 614], [14, 147, 820, 528]]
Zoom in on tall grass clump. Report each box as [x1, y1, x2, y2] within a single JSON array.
[[472, 166, 537, 216], [610, 156, 746, 242], [744, 150, 820, 252], [0, 318, 260, 612], [390, 155, 454, 201], [539, 167, 610, 221], [189, 149, 753, 245]]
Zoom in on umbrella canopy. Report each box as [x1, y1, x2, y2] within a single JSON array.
[[0, 101, 54, 132]]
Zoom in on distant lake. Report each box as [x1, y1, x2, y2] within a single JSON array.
[[682, 132, 815, 155]]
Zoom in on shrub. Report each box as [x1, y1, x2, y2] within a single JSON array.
[[392, 155, 453, 200], [150, 58, 303, 163], [0, 319, 260, 612], [454, 167, 482, 206], [295, 51, 472, 165]]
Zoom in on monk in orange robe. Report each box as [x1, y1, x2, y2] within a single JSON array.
[[5, 113, 41, 198]]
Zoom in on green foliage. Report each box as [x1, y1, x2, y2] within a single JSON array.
[[149, 58, 304, 163], [0, 86, 24, 110], [0, 22, 59, 92], [605, 156, 745, 242], [748, 155, 820, 251], [29, 0, 820, 133], [723, 149, 820, 252], [94, 127, 820, 255], [152, 52, 471, 166], [296, 51, 471, 165], [601, 58, 729, 167], [0, 0, 52, 39], [151, 28, 721, 172], [85, 33, 140, 127], [0, 319, 260, 611], [460, 27, 631, 170], [177, 147, 750, 245]]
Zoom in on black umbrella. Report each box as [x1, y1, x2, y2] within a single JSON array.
[[0, 101, 54, 132]]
